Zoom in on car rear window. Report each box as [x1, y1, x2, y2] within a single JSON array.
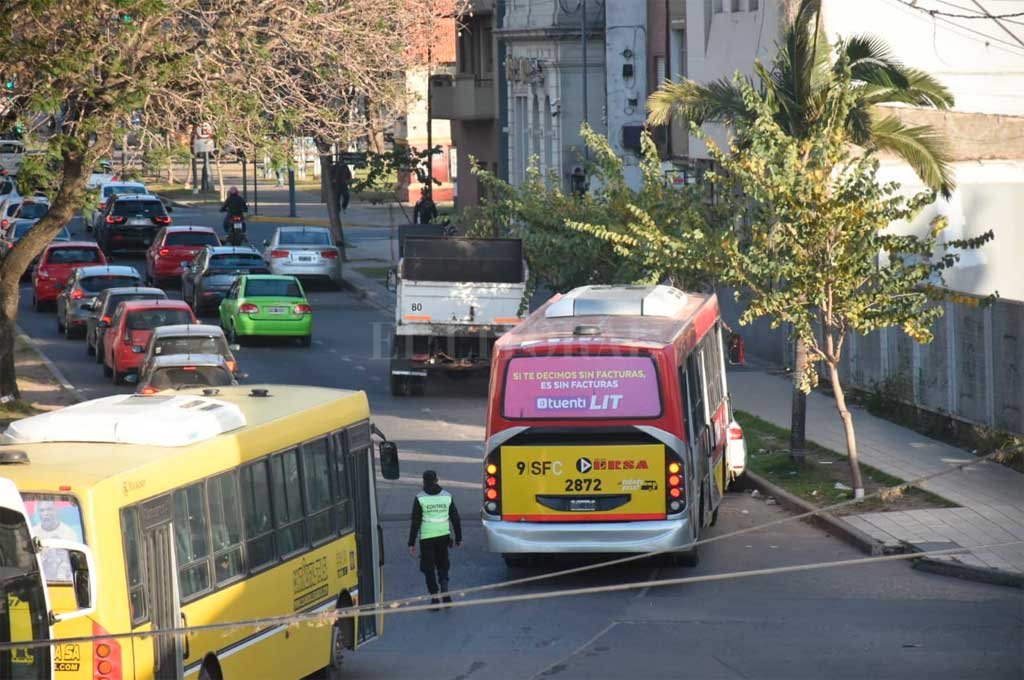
[[502, 355, 663, 420], [154, 336, 229, 356], [80, 275, 141, 294], [244, 278, 303, 298], [103, 185, 146, 198], [0, 180, 14, 194], [45, 247, 102, 264], [279, 230, 331, 246], [165, 232, 219, 247], [126, 309, 193, 330], [209, 254, 265, 270], [17, 203, 48, 220], [148, 365, 233, 390], [105, 292, 164, 313], [113, 200, 165, 217]]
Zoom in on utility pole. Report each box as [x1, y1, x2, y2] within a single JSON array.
[[581, 0, 589, 161], [426, 41, 434, 201]]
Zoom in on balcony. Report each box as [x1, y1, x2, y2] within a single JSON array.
[[430, 73, 495, 121]]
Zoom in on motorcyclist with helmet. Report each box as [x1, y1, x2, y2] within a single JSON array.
[[220, 186, 248, 244]]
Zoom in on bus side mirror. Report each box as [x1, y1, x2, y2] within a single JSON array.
[[378, 441, 400, 480], [37, 538, 97, 623]]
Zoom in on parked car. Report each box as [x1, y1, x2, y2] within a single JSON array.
[[261, 225, 342, 287], [145, 225, 220, 287], [86, 161, 116, 188], [135, 354, 237, 394], [3, 219, 70, 251], [95, 194, 171, 252], [0, 140, 25, 175], [55, 265, 142, 339], [101, 299, 195, 384], [85, 286, 167, 359], [87, 181, 147, 230], [181, 246, 269, 315], [31, 242, 107, 311], [138, 324, 239, 377], [0, 196, 48, 234], [218, 274, 312, 346]]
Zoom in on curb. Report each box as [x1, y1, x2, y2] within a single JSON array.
[[15, 326, 83, 404], [911, 556, 1024, 589], [740, 471, 886, 556], [340, 269, 395, 315]]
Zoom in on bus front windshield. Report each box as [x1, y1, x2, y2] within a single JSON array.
[[502, 355, 662, 420], [0, 508, 50, 679]]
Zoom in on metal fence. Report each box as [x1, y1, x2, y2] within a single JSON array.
[[719, 290, 1024, 436]]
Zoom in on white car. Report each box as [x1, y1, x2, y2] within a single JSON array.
[[0, 140, 25, 174], [87, 180, 148, 230], [0, 174, 17, 204], [261, 225, 342, 288]]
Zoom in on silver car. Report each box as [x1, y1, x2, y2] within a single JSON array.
[[137, 324, 239, 377], [133, 353, 238, 394], [262, 225, 342, 287], [56, 265, 143, 339]]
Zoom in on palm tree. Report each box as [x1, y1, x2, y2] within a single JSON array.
[[647, 0, 956, 463], [648, 0, 955, 196]]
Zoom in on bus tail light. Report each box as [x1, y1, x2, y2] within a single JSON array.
[[93, 621, 122, 680], [666, 457, 684, 514], [483, 457, 500, 515]]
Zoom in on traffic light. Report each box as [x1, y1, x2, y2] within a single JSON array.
[[3, 79, 13, 92], [120, 13, 133, 23]]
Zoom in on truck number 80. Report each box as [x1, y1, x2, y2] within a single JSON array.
[[411, 303, 423, 311]]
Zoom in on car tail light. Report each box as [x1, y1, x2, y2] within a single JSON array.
[[71, 288, 84, 300], [140, 386, 159, 395], [321, 249, 339, 259], [239, 303, 259, 314], [271, 249, 289, 259], [183, 366, 197, 371], [226, 359, 237, 373], [158, 247, 170, 256], [483, 459, 500, 513], [105, 215, 125, 224], [93, 621, 122, 680], [293, 303, 312, 314], [728, 423, 744, 441], [153, 215, 171, 225], [101, 315, 111, 324], [411, 353, 429, 362], [666, 458, 684, 513], [0, 219, 8, 229]]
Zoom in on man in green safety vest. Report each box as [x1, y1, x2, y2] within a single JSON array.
[[408, 469, 463, 608]]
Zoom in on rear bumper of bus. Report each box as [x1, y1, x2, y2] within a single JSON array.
[[482, 516, 695, 554]]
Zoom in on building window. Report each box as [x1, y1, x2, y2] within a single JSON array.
[[749, 0, 759, 9], [713, 0, 723, 13], [731, 0, 742, 11], [482, 26, 494, 75]]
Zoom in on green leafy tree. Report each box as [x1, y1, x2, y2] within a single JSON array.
[[647, 0, 956, 462], [0, 0, 442, 399]]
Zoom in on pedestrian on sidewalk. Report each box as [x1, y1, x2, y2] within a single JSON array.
[[413, 188, 438, 225], [408, 469, 462, 609], [330, 161, 351, 214]]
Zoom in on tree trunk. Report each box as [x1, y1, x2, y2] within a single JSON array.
[[790, 337, 808, 464], [827, 359, 864, 499], [0, 139, 98, 400], [315, 138, 347, 260]]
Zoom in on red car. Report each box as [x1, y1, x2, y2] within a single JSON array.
[[32, 242, 107, 311], [145, 225, 221, 286], [101, 299, 196, 384]]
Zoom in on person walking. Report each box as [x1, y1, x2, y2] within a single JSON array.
[[330, 160, 351, 214], [413, 188, 438, 225], [408, 469, 462, 609]]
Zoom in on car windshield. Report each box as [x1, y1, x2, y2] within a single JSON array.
[[165, 232, 219, 247], [45, 247, 102, 264], [148, 365, 233, 390], [4, 203, 19, 217], [209, 254, 265, 270], [79, 275, 141, 294], [154, 336, 228, 356], [16, 203, 48, 220], [112, 200, 164, 217], [104, 185, 145, 198], [126, 309, 193, 331], [279, 230, 331, 246], [244, 278, 303, 298], [105, 293, 164, 313]]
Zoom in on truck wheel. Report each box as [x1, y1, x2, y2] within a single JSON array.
[[389, 375, 409, 397]]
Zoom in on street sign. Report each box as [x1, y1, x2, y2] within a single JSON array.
[[193, 138, 215, 154], [194, 123, 214, 139]]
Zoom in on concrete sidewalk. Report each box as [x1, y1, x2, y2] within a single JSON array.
[[729, 366, 1024, 581]]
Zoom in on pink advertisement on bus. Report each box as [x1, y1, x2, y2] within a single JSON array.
[[502, 355, 661, 419]]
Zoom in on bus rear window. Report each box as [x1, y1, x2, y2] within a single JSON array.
[[502, 355, 662, 419], [21, 494, 85, 583]]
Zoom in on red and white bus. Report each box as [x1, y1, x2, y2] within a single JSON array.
[[482, 285, 746, 566]]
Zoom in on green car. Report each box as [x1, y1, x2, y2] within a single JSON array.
[[218, 274, 312, 346]]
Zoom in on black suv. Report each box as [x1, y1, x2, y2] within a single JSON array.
[[96, 194, 171, 252], [181, 246, 269, 315]]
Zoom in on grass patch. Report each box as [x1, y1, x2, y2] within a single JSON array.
[[736, 410, 957, 515], [352, 266, 391, 283], [0, 399, 39, 421]]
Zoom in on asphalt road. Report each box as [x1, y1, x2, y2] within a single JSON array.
[[15, 207, 1024, 680]]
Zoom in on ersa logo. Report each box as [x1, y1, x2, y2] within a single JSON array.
[[577, 456, 648, 473]]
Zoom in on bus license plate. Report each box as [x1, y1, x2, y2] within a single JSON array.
[[267, 306, 287, 314], [569, 499, 596, 512]]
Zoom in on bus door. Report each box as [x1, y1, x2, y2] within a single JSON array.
[[135, 495, 184, 680], [346, 425, 379, 644], [684, 353, 713, 528]]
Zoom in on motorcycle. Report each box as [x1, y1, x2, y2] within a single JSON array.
[[223, 214, 247, 246]]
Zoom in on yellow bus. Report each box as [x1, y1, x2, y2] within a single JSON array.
[[0, 385, 400, 680]]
